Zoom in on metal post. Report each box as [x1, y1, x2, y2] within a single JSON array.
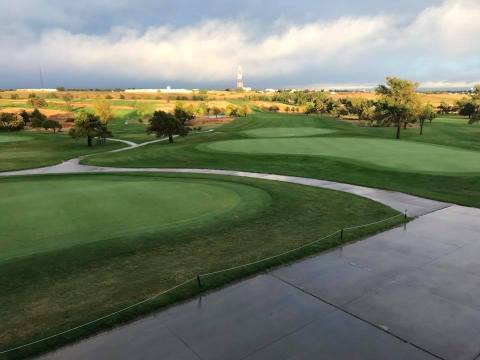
[[404, 210, 407, 230], [340, 229, 344, 241], [196, 275, 202, 289]]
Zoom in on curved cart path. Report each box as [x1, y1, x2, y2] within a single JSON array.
[[2, 139, 480, 360], [0, 157, 449, 217]]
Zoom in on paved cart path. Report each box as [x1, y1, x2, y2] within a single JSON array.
[[2, 138, 480, 360], [0, 158, 449, 217]]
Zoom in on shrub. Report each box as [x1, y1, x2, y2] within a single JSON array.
[[10, 93, 19, 100], [27, 97, 48, 108], [0, 113, 24, 131]]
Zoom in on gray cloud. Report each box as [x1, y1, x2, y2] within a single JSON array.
[[1, 0, 479, 88]]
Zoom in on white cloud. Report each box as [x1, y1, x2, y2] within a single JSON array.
[[1, 0, 479, 87]]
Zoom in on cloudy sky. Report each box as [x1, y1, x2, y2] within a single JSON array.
[[1, 0, 479, 89]]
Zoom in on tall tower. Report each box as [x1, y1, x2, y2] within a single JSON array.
[[236, 65, 244, 89]]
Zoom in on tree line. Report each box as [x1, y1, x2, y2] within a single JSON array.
[[272, 77, 479, 139], [0, 109, 62, 133]]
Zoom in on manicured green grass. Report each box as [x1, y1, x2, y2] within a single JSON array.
[[0, 172, 400, 359], [242, 127, 336, 137], [0, 176, 269, 262], [205, 137, 480, 173], [0, 132, 124, 172], [84, 111, 480, 207], [108, 109, 155, 143], [0, 134, 33, 143]]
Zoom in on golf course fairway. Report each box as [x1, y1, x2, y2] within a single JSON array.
[[0, 134, 33, 143], [205, 137, 480, 173], [0, 174, 270, 261], [242, 127, 336, 138]]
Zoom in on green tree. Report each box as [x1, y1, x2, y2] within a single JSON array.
[[195, 102, 208, 116], [304, 102, 317, 115], [417, 104, 436, 135], [30, 108, 47, 128], [134, 101, 155, 122], [94, 99, 113, 124], [224, 104, 238, 117], [375, 77, 420, 139], [174, 103, 195, 123], [62, 93, 74, 111], [211, 106, 222, 118], [42, 119, 62, 133], [466, 85, 480, 124], [437, 101, 451, 115], [147, 110, 189, 143], [69, 111, 111, 147], [457, 100, 476, 119], [19, 110, 30, 125], [237, 104, 250, 117], [27, 96, 48, 108]]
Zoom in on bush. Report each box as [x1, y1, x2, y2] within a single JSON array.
[[27, 97, 48, 108], [105, 95, 113, 99], [0, 113, 24, 131], [10, 93, 19, 100], [119, 94, 125, 100]]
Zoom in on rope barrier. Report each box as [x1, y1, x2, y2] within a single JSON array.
[[200, 231, 340, 278], [0, 278, 196, 355], [343, 213, 404, 231], [0, 212, 405, 355]]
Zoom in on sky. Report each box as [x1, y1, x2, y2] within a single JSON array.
[[1, 0, 479, 89]]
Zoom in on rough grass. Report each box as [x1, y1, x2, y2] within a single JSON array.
[[0, 172, 400, 359]]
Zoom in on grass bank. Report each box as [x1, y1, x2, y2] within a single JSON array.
[[0, 172, 400, 359]]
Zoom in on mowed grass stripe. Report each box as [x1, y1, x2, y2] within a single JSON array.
[[0, 134, 33, 143], [242, 127, 336, 138], [205, 137, 480, 173]]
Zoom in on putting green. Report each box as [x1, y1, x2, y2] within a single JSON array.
[[205, 137, 480, 173], [242, 127, 336, 138], [0, 175, 270, 261], [0, 134, 33, 143]]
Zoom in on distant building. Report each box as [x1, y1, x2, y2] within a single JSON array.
[[16, 88, 58, 92], [124, 89, 159, 93], [124, 86, 192, 94], [265, 88, 277, 93], [159, 86, 192, 94]]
